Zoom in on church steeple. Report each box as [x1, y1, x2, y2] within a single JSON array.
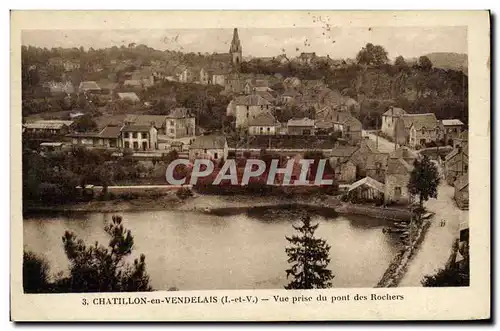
[[229, 28, 242, 67]]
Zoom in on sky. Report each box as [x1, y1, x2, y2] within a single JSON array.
[[22, 26, 467, 60]]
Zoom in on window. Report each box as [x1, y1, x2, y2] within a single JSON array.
[[394, 187, 402, 197], [214, 152, 218, 159], [346, 125, 350, 132], [170, 128, 175, 134], [124, 141, 130, 149], [170, 120, 174, 126], [204, 149, 207, 153], [267, 127, 270, 132], [464, 165, 468, 172], [133, 142, 139, 149], [260, 127, 264, 134], [137, 132, 142, 139], [132, 132, 137, 138]]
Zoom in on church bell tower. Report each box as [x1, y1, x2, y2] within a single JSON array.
[[229, 28, 242, 67]]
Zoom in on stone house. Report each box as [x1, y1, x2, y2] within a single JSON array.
[[189, 135, 228, 162], [453, 130, 468, 148], [381, 107, 407, 138], [176, 66, 195, 83], [404, 113, 440, 148], [234, 94, 273, 129], [349, 139, 389, 183], [441, 119, 465, 143], [287, 118, 315, 135], [334, 160, 357, 183], [248, 112, 280, 135], [121, 123, 158, 151], [117, 92, 140, 103], [444, 144, 469, 185], [199, 68, 210, 85], [69, 125, 123, 149], [384, 157, 414, 205], [24, 120, 74, 136], [347, 176, 385, 202], [124, 114, 170, 135], [166, 108, 196, 139], [454, 172, 469, 210], [78, 81, 101, 93]]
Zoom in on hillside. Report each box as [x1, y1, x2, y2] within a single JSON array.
[[423, 52, 468, 73]]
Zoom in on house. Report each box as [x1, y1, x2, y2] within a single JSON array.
[[117, 92, 140, 103], [69, 125, 123, 149], [389, 146, 419, 165], [296, 52, 317, 65], [453, 130, 468, 148], [454, 172, 469, 210], [287, 118, 315, 135], [281, 89, 301, 103], [381, 107, 407, 138], [403, 113, 440, 148], [63, 60, 81, 72], [283, 77, 301, 89], [441, 119, 465, 143], [234, 94, 272, 129], [124, 114, 170, 135], [189, 135, 228, 161], [384, 157, 414, 205], [243, 79, 270, 94], [166, 108, 196, 139], [248, 112, 279, 136], [444, 144, 469, 185], [350, 139, 389, 183], [121, 123, 158, 151], [176, 66, 195, 83], [347, 176, 385, 202], [23, 120, 74, 136], [255, 90, 276, 103], [334, 160, 357, 183], [199, 68, 211, 85], [333, 113, 362, 144], [78, 81, 101, 93], [43, 81, 75, 95], [40, 142, 65, 153]]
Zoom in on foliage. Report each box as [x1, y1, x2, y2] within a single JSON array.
[[73, 114, 98, 133], [60, 215, 152, 292], [356, 43, 389, 66], [394, 56, 409, 72], [416, 56, 433, 71], [23, 251, 51, 293], [176, 187, 193, 200], [285, 215, 334, 289], [408, 155, 440, 207]]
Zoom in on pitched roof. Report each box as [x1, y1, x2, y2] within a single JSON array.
[[168, 107, 193, 119], [123, 79, 143, 87], [389, 146, 419, 160], [282, 89, 301, 97], [234, 94, 270, 106], [98, 125, 122, 139], [287, 118, 315, 127], [118, 92, 140, 102], [348, 176, 385, 193], [445, 146, 469, 162], [330, 146, 359, 158], [383, 107, 407, 117], [190, 135, 227, 149], [248, 112, 279, 126], [255, 90, 275, 102], [122, 124, 154, 132], [387, 158, 413, 174], [124, 114, 167, 128], [24, 120, 72, 130], [79, 81, 101, 91], [403, 113, 439, 131], [454, 172, 469, 191], [442, 119, 465, 126]]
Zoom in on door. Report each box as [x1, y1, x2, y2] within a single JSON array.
[[394, 187, 402, 201], [142, 141, 148, 151]]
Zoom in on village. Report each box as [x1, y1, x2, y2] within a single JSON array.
[[22, 28, 469, 215]]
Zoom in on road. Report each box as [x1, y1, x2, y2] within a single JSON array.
[[362, 131, 397, 153], [399, 182, 469, 287]]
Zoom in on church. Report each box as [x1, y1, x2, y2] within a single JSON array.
[[209, 28, 242, 70]]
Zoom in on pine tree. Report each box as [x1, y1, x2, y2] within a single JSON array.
[[408, 155, 440, 209], [285, 215, 334, 289]]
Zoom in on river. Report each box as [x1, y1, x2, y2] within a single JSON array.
[[23, 208, 401, 290]]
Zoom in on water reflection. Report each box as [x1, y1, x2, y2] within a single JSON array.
[[24, 209, 399, 290]]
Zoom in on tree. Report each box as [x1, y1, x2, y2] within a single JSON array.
[[73, 114, 98, 132], [285, 215, 334, 289], [60, 215, 152, 292], [417, 56, 433, 71], [23, 251, 50, 293], [356, 43, 389, 66], [408, 155, 440, 208], [394, 56, 409, 72]]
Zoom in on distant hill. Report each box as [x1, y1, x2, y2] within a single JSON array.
[[423, 52, 468, 73]]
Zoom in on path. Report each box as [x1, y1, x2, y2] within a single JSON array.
[[399, 183, 468, 286], [362, 131, 397, 153]]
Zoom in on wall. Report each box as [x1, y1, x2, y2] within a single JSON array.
[[381, 115, 395, 137], [287, 126, 314, 135], [384, 173, 411, 204], [249, 125, 277, 135], [189, 147, 227, 161], [235, 105, 269, 129]]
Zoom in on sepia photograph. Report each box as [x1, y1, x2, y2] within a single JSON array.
[[11, 10, 490, 321]]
